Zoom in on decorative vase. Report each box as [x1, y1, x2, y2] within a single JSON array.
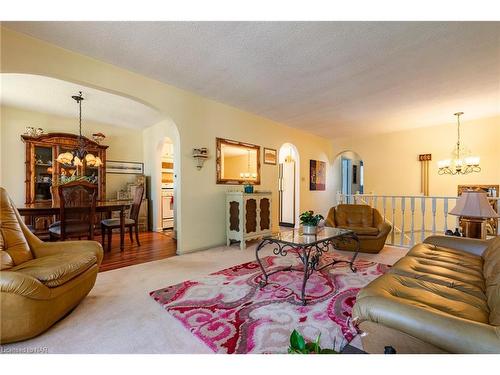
[[244, 184, 254, 193], [302, 225, 317, 235]]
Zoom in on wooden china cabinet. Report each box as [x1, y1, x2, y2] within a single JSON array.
[[21, 132, 108, 235]]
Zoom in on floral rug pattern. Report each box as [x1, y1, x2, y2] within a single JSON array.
[[150, 252, 390, 353]]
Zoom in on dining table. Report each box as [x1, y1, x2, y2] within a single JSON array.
[[17, 200, 132, 251]]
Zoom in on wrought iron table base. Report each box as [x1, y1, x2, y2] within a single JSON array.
[[255, 232, 360, 306]]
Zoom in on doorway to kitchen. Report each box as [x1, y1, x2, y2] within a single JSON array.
[[160, 138, 175, 237], [278, 143, 300, 228]]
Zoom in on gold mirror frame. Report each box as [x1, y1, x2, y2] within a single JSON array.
[[216, 137, 261, 185]]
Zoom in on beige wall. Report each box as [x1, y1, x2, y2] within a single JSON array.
[[331, 115, 500, 198], [1, 28, 336, 253], [0, 105, 144, 205]]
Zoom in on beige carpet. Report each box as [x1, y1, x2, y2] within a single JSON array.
[[2, 243, 407, 353]]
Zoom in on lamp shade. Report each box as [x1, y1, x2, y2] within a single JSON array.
[[449, 191, 499, 218]]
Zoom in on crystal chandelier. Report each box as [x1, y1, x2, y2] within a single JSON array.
[[56, 92, 103, 168], [437, 112, 480, 175]]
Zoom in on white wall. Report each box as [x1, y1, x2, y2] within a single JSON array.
[[0, 105, 144, 205]]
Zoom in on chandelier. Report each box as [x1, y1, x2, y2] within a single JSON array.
[[56, 92, 103, 168], [437, 112, 480, 175]]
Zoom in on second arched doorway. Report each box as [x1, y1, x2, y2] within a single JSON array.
[[278, 143, 300, 228]]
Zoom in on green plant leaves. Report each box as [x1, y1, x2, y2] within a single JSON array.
[[288, 329, 338, 354], [290, 329, 306, 351], [299, 211, 324, 226]]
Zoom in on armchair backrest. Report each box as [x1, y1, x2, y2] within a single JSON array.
[[335, 204, 374, 227], [0, 187, 36, 270]]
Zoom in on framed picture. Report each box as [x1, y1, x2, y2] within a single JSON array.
[[263, 148, 277, 165], [309, 160, 326, 191], [107, 160, 144, 174]]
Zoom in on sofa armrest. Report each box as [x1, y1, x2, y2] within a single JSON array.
[[353, 295, 500, 353], [376, 222, 392, 238], [1, 271, 50, 299], [325, 207, 336, 227], [423, 235, 490, 257], [33, 240, 104, 265]]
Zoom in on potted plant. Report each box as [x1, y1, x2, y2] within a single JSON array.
[[288, 330, 338, 354], [299, 210, 324, 235]]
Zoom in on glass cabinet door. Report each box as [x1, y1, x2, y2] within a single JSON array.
[[33, 146, 53, 201]]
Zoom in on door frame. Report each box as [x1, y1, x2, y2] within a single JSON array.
[[279, 161, 296, 227]]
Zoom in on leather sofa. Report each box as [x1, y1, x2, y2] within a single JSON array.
[[0, 187, 103, 344], [353, 235, 500, 353], [325, 204, 391, 253]]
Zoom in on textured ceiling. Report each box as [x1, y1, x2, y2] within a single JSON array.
[[4, 22, 500, 138], [0, 74, 163, 128]]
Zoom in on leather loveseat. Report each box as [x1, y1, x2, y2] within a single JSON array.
[[0, 187, 103, 344], [353, 235, 500, 353], [325, 204, 391, 253]]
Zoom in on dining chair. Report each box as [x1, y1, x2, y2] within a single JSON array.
[[48, 180, 98, 241], [100, 185, 144, 251]]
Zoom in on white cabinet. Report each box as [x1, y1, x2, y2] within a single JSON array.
[[226, 191, 272, 250]]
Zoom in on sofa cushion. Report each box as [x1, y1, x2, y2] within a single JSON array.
[[357, 273, 490, 324], [12, 251, 97, 288], [482, 236, 500, 325], [389, 256, 486, 300], [407, 243, 484, 270], [335, 204, 373, 227], [338, 225, 379, 236], [0, 188, 33, 268]]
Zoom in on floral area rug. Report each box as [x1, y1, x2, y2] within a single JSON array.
[[150, 251, 390, 354]]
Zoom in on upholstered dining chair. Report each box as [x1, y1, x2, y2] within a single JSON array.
[[48, 181, 98, 241], [100, 185, 144, 251]]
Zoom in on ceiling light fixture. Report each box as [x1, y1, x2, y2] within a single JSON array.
[[437, 112, 480, 175], [56, 92, 102, 168]]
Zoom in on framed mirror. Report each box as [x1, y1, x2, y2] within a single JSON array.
[[216, 138, 261, 185]]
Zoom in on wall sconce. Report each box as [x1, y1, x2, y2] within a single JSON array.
[[193, 148, 208, 170]]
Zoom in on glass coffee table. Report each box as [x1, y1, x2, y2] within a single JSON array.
[[255, 227, 360, 305]]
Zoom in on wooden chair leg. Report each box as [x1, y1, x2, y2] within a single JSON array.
[[129, 225, 134, 244], [107, 227, 112, 252], [135, 224, 141, 246]]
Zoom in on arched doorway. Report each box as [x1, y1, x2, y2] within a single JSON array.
[[333, 150, 364, 203], [142, 119, 181, 247], [278, 143, 300, 228]]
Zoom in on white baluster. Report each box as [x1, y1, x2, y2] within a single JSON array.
[[400, 197, 406, 246], [421, 197, 426, 242], [373, 196, 378, 210], [391, 197, 396, 245], [444, 198, 449, 233], [432, 197, 437, 235], [410, 197, 415, 246], [382, 196, 387, 221]]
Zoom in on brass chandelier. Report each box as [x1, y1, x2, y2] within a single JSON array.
[[56, 92, 103, 168], [437, 112, 480, 175]]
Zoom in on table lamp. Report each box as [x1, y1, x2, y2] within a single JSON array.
[[449, 191, 499, 239]]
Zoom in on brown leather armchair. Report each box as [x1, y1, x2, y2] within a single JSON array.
[[325, 204, 391, 253], [0, 187, 103, 344], [353, 235, 500, 353]]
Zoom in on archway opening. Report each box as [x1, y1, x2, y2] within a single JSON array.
[[333, 150, 364, 204], [278, 143, 300, 228]]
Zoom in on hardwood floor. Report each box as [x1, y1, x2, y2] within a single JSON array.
[[99, 231, 177, 272]]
